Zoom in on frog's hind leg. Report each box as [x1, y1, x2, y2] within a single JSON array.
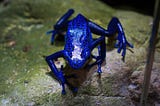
[[96, 37, 106, 76], [90, 36, 106, 76], [47, 9, 74, 44]]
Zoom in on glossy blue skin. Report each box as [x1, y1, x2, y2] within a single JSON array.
[[64, 14, 92, 69], [45, 9, 133, 94]]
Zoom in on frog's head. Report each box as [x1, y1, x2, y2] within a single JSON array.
[[64, 14, 92, 69]]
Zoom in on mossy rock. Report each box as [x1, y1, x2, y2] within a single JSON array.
[[0, 0, 159, 105]]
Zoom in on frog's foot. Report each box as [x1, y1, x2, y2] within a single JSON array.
[[61, 83, 66, 95]]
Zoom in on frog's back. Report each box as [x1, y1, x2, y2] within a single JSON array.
[[64, 14, 92, 69]]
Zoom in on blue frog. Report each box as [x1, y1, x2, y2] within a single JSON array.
[[45, 9, 133, 94]]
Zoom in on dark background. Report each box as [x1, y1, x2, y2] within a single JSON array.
[[0, 0, 156, 15], [100, 0, 155, 16]]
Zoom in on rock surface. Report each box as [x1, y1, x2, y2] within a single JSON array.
[[0, 0, 160, 106]]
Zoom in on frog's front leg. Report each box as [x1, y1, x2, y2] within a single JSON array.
[[45, 50, 66, 94]]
